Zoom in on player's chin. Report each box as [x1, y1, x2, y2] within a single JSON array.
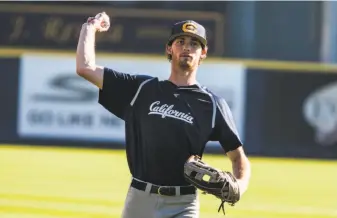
[[178, 62, 193, 70]]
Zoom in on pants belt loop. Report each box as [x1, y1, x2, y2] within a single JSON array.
[[145, 182, 152, 194]]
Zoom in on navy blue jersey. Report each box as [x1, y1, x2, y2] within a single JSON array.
[[99, 67, 242, 186]]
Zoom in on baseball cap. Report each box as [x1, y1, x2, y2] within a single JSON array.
[[167, 20, 207, 47]]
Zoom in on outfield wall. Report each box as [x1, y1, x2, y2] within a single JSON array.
[[245, 69, 337, 158], [1, 52, 337, 159]]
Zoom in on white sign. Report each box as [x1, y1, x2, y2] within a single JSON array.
[[18, 54, 246, 144]]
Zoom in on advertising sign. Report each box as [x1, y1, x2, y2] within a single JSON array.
[[17, 54, 246, 146], [0, 3, 224, 56]]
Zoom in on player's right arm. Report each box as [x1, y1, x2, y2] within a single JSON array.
[[76, 13, 109, 89], [76, 13, 153, 120]]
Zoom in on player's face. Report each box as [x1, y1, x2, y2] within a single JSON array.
[[169, 36, 207, 70]]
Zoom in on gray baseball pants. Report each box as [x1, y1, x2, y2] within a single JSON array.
[[121, 178, 200, 218]]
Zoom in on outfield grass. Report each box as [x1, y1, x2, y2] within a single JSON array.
[[0, 145, 336, 218]]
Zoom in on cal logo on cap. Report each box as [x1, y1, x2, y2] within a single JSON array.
[[182, 22, 197, 33]]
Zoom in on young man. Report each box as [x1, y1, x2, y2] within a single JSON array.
[[76, 12, 251, 218]]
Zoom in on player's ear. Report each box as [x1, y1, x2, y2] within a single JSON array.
[[166, 44, 172, 55], [201, 46, 208, 60]]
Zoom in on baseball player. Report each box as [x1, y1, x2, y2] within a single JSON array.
[[76, 12, 251, 218]]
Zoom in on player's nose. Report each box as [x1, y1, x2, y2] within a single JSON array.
[[183, 45, 191, 52], [182, 44, 191, 52]]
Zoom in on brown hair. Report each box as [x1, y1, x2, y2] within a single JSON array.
[[166, 41, 173, 62]]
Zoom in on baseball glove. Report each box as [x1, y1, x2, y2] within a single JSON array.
[[183, 155, 240, 215]]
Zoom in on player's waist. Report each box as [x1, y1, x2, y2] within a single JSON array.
[[131, 177, 196, 196], [131, 165, 192, 186]]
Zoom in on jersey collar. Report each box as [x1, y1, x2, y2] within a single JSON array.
[[164, 80, 201, 90]]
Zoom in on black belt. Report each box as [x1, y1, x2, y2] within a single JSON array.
[[131, 178, 196, 196]]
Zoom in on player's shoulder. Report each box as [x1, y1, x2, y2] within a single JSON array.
[[134, 74, 157, 82], [198, 85, 224, 102], [132, 75, 159, 87], [199, 85, 230, 111]]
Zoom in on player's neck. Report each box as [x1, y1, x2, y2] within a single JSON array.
[[169, 66, 197, 86]]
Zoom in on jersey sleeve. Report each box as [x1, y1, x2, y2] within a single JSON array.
[[98, 67, 153, 120], [209, 95, 243, 153]]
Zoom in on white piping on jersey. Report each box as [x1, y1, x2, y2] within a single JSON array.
[[177, 87, 196, 90], [196, 85, 216, 129], [130, 78, 155, 106]]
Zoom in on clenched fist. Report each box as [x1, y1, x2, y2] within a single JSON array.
[[87, 12, 110, 32]]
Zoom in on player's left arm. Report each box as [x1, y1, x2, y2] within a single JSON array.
[[226, 146, 251, 196], [210, 96, 251, 196]]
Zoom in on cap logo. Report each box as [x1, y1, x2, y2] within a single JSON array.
[[182, 23, 197, 33]]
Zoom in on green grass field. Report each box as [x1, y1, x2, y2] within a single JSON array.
[[0, 145, 336, 218]]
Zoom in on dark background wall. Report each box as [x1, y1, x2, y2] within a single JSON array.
[[225, 1, 322, 61], [1, 1, 324, 60]]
